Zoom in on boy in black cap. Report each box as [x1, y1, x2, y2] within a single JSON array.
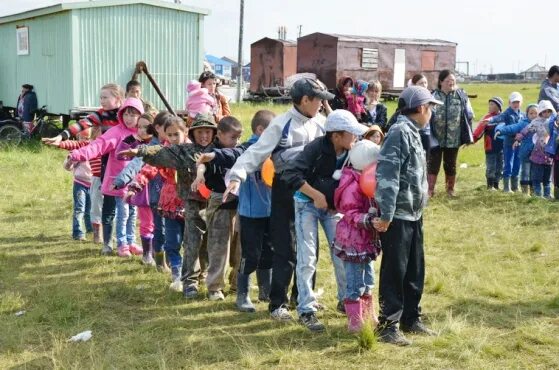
[[222, 77, 334, 322], [473, 97, 504, 189], [373, 86, 442, 346]]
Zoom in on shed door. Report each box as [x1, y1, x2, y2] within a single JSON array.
[[421, 51, 436, 71], [393, 49, 406, 88]]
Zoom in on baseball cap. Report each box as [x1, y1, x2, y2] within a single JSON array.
[[399, 86, 443, 110], [290, 78, 335, 100], [325, 109, 368, 136], [509, 91, 523, 103], [489, 96, 504, 112]]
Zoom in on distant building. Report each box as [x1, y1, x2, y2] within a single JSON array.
[[521, 64, 547, 81], [205, 55, 232, 80], [249, 37, 297, 94], [0, 0, 208, 114]]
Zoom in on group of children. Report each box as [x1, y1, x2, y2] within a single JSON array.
[[42, 69, 447, 347], [474, 92, 559, 198]]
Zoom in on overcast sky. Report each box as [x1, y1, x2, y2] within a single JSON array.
[[1, 0, 556, 74]]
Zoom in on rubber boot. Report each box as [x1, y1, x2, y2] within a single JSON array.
[[492, 180, 499, 191], [360, 294, 379, 326], [154, 251, 171, 273], [486, 178, 493, 190], [92, 223, 103, 244], [141, 237, 155, 266], [256, 268, 272, 302], [445, 175, 457, 197], [502, 177, 511, 193], [344, 299, 363, 333], [100, 222, 113, 255], [236, 273, 256, 312], [427, 174, 437, 197], [521, 184, 530, 195], [511, 176, 519, 192]]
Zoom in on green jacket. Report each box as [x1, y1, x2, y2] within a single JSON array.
[[432, 89, 473, 148], [376, 115, 427, 222]]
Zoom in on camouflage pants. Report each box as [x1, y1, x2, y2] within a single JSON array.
[[180, 200, 207, 289]]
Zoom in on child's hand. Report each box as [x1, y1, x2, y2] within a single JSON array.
[[493, 130, 500, 140], [512, 141, 520, 149], [190, 175, 205, 192], [195, 152, 216, 165], [124, 191, 135, 202], [42, 135, 62, 146], [372, 218, 390, 232], [223, 180, 240, 202], [312, 193, 328, 210], [117, 148, 139, 158]]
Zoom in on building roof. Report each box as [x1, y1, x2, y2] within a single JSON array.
[[205, 54, 233, 66], [252, 37, 297, 46], [221, 56, 238, 66], [522, 64, 546, 73], [300, 32, 456, 47], [0, 0, 209, 25]]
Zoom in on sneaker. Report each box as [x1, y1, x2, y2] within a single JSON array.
[[184, 286, 199, 299], [377, 325, 412, 346], [100, 245, 113, 255], [336, 300, 346, 314], [400, 319, 436, 336], [270, 306, 293, 322], [298, 312, 325, 332], [141, 254, 156, 266], [117, 245, 132, 258], [169, 279, 183, 292], [128, 243, 143, 256], [208, 290, 225, 301], [73, 235, 87, 241]]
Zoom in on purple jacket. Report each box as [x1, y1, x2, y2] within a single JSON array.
[[333, 167, 381, 263]]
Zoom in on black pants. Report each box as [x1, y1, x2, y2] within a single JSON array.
[[238, 216, 273, 274], [554, 160, 559, 187], [428, 147, 459, 176], [268, 175, 297, 312], [101, 195, 117, 245], [378, 218, 424, 327]]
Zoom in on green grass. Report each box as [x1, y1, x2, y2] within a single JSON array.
[[1, 84, 558, 369]]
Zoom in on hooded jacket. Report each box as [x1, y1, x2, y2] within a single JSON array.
[[69, 97, 144, 197], [488, 107, 525, 147], [329, 76, 353, 111]]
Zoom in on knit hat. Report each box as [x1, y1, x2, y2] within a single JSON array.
[[509, 91, 523, 103], [488, 96, 504, 112], [352, 80, 369, 97], [536, 100, 556, 115], [22, 84, 33, 90], [190, 113, 217, 131], [363, 124, 384, 141], [348, 139, 380, 171], [186, 80, 216, 118]]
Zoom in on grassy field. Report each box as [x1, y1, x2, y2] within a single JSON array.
[[1, 83, 559, 369]]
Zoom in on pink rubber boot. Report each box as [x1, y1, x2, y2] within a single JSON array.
[[344, 299, 363, 333]]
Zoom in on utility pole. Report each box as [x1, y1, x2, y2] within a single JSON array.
[[236, 0, 244, 104]]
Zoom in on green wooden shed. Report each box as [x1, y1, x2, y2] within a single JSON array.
[[0, 0, 209, 115]]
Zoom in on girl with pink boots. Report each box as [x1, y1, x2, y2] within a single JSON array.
[[332, 140, 382, 333]]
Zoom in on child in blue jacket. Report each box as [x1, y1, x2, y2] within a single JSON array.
[[483, 92, 525, 192], [495, 104, 538, 194]]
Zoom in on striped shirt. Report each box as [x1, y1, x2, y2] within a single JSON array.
[[58, 140, 102, 177], [61, 108, 119, 140]]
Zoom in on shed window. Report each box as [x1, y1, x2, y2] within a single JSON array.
[[361, 48, 378, 69], [421, 51, 436, 71]]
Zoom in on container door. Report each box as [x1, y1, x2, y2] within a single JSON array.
[[393, 49, 406, 88]]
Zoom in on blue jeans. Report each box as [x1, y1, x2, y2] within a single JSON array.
[[72, 182, 92, 239], [163, 217, 184, 270], [531, 163, 552, 197], [503, 144, 520, 178], [485, 152, 503, 181], [294, 200, 346, 315], [520, 159, 531, 185], [152, 209, 165, 253], [344, 260, 374, 301], [115, 197, 137, 246]]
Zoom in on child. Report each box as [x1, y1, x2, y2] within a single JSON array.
[[191, 117, 243, 301], [125, 80, 157, 115], [483, 92, 525, 192], [473, 97, 504, 190], [347, 80, 368, 122], [61, 129, 94, 241], [198, 71, 231, 122], [363, 80, 387, 129], [69, 97, 145, 256], [119, 113, 218, 296], [374, 86, 441, 346], [186, 80, 215, 124], [495, 104, 539, 194], [116, 114, 155, 263], [515, 100, 556, 198], [363, 124, 384, 145], [282, 109, 367, 332], [329, 76, 354, 111], [333, 140, 382, 333]]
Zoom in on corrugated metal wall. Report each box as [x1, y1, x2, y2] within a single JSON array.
[[0, 12, 73, 114], [75, 4, 203, 111]]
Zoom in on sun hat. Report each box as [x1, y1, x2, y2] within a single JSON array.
[[190, 113, 217, 131], [363, 124, 384, 141]]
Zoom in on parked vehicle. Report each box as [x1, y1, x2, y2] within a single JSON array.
[[0, 105, 61, 146]]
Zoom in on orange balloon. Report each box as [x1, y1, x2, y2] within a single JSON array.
[[359, 162, 377, 198], [261, 157, 275, 187], [198, 183, 211, 199]]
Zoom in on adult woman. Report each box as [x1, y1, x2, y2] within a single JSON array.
[[17, 84, 38, 133], [428, 70, 474, 197], [198, 71, 231, 122], [329, 76, 354, 111]]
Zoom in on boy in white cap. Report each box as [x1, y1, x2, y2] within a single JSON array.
[[373, 86, 442, 346], [482, 92, 525, 192], [282, 109, 367, 331]]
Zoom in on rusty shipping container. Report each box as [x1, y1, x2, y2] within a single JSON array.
[[250, 37, 297, 94], [297, 32, 457, 91]]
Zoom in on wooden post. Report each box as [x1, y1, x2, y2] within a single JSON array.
[[236, 0, 244, 104]]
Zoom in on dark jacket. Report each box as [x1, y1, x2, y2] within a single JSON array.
[[282, 135, 341, 210], [362, 103, 388, 129], [16, 90, 38, 122]]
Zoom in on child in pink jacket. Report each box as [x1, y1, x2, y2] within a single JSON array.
[[333, 140, 382, 333], [69, 97, 145, 257]]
